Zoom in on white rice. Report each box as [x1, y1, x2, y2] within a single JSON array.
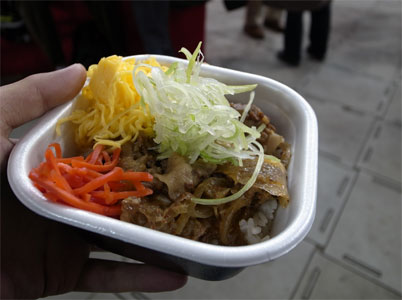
[[239, 198, 278, 244]]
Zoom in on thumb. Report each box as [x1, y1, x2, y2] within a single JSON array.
[[0, 64, 86, 132]]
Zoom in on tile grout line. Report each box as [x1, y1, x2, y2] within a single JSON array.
[[353, 116, 380, 170], [300, 267, 321, 299], [356, 120, 402, 183], [317, 152, 357, 172], [321, 251, 402, 297], [290, 248, 318, 299], [304, 236, 325, 250], [352, 76, 401, 181], [342, 254, 382, 278], [318, 208, 335, 234], [322, 168, 359, 250], [379, 78, 399, 119], [301, 88, 382, 121], [336, 176, 350, 197], [318, 150, 342, 163], [381, 79, 401, 123], [326, 60, 397, 83], [362, 168, 402, 192]]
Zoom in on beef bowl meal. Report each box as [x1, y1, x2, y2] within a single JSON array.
[[8, 42, 318, 280]]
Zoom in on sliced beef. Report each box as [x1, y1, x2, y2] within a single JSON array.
[[118, 103, 291, 246], [231, 103, 290, 163], [155, 153, 194, 200], [218, 157, 290, 207], [120, 193, 209, 241]]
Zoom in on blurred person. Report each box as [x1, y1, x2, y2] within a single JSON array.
[[264, 6, 284, 32], [132, 1, 174, 56], [15, 1, 125, 69], [276, 0, 331, 66], [0, 64, 187, 299], [16, 1, 66, 68], [74, 1, 126, 67], [244, 0, 283, 39], [132, 1, 208, 56], [168, 0, 208, 54]]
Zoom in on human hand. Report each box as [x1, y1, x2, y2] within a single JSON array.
[[0, 65, 187, 299]]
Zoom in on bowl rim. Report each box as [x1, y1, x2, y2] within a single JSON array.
[[7, 54, 318, 267]]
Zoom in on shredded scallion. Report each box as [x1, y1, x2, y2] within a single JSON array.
[[132, 41, 264, 205]]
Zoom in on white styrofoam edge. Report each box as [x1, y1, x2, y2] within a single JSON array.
[[7, 55, 317, 268]]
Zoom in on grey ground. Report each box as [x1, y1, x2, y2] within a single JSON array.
[[28, 0, 401, 299]]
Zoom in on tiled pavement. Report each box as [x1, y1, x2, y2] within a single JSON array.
[[30, 0, 402, 299]]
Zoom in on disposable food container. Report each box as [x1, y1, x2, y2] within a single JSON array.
[[8, 55, 318, 281]]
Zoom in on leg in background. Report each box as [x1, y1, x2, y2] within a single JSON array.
[[278, 11, 303, 66], [308, 3, 331, 60], [244, 0, 265, 39], [264, 7, 283, 32]]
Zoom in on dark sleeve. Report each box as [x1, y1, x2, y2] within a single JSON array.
[[223, 0, 247, 11], [263, 0, 330, 11]]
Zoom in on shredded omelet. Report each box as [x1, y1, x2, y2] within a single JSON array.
[[57, 55, 166, 149]]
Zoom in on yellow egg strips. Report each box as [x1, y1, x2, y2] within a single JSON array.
[[57, 55, 167, 149]]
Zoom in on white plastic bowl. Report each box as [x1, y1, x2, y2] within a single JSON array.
[[7, 55, 318, 280]]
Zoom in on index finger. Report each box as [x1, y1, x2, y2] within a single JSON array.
[[0, 64, 86, 132]]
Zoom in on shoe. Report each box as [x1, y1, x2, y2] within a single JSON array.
[[277, 51, 300, 67], [263, 19, 284, 33], [307, 46, 325, 61], [244, 24, 265, 39]]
